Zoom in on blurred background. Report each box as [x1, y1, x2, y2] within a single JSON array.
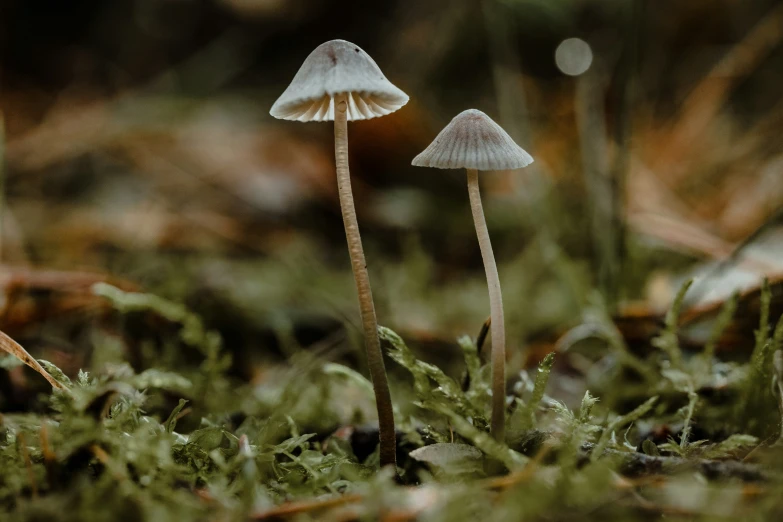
[[2, 0, 783, 395]]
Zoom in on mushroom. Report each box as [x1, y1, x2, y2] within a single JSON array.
[[270, 40, 408, 468], [412, 109, 533, 441]]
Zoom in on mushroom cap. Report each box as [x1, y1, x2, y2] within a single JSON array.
[[412, 109, 533, 171], [270, 39, 409, 122]]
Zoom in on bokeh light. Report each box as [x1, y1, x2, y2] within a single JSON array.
[[555, 37, 593, 76]]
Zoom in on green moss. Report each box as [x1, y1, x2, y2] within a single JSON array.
[[0, 278, 781, 521]]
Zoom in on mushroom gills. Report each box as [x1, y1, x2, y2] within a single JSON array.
[[277, 92, 401, 122]]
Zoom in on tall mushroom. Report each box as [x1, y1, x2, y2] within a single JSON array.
[[270, 40, 408, 468], [412, 109, 533, 442]]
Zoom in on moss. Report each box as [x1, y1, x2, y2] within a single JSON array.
[[1, 279, 782, 521]]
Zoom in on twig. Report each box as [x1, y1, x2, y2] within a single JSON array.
[[462, 317, 491, 392], [476, 316, 491, 358], [603, 447, 767, 482], [250, 494, 362, 520]]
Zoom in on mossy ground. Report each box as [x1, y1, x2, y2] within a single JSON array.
[[2, 271, 783, 521]]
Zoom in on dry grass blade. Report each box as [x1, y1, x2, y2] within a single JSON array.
[[251, 494, 362, 520], [0, 329, 67, 390], [660, 2, 783, 177], [627, 212, 781, 273]]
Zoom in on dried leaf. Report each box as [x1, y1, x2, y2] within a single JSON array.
[[0, 330, 67, 390]]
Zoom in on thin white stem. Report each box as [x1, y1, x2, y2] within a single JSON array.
[[467, 169, 506, 442], [334, 94, 396, 468]]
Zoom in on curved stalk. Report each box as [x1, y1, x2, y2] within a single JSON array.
[[467, 169, 506, 441], [334, 94, 396, 468]]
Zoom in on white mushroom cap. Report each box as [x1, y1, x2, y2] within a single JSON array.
[[270, 40, 409, 122], [412, 109, 534, 171]]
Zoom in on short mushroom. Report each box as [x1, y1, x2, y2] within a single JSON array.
[[270, 40, 408, 468], [412, 109, 533, 442]]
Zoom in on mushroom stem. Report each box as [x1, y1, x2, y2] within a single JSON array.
[[466, 168, 506, 441], [334, 94, 396, 468]]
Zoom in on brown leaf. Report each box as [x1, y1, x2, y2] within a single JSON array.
[[0, 329, 66, 390]]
